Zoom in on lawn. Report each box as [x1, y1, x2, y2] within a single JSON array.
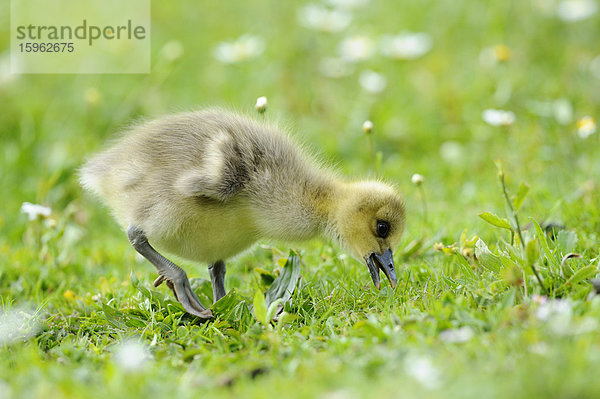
[[1, 0, 600, 398]]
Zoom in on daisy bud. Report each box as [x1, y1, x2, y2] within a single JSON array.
[[411, 173, 424, 186], [362, 120, 373, 134], [255, 96, 268, 114]]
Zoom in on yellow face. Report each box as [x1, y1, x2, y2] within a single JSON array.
[[334, 182, 405, 288]]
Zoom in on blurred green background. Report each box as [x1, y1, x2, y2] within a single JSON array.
[[2, 0, 599, 237], [1, 0, 600, 398]]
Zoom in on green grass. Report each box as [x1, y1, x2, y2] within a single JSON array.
[[1, 0, 600, 397]]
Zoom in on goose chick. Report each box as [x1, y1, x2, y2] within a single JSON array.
[[80, 109, 405, 318]]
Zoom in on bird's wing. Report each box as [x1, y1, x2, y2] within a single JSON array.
[[175, 168, 243, 202], [174, 127, 249, 202]]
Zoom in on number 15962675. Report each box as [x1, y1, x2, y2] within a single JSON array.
[[19, 42, 74, 52]]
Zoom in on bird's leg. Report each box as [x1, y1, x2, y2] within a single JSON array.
[[208, 260, 227, 303], [126, 225, 213, 319]]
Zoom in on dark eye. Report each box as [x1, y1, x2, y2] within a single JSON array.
[[376, 221, 390, 238]]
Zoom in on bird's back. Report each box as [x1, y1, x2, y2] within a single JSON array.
[[80, 109, 330, 262]]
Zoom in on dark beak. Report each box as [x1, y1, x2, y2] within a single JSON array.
[[365, 249, 397, 289]]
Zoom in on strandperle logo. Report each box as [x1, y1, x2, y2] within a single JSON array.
[[15, 20, 147, 46], [11, 0, 150, 74]]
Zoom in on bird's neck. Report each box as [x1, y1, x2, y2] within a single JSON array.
[[308, 179, 348, 243], [251, 172, 343, 243]]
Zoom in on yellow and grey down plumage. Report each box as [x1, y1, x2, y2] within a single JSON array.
[[80, 109, 405, 318]]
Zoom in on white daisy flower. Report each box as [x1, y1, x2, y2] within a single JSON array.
[[213, 35, 265, 64], [553, 98, 573, 125], [482, 109, 516, 126], [439, 141, 463, 163], [380, 32, 432, 60], [21, 202, 51, 220], [479, 45, 511, 66], [404, 354, 441, 389], [577, 116, 597, 138], [297, 4, 352, 32], [339, 36, 375, 62], [114, 341, 150, 371], [359, 70, 386, 93], [440, 326, 474, 343], [535, 299, 572, 321], [557, 0, 598, 21]]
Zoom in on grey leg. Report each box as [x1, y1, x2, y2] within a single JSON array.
[[209, 260, 226, 303], [127, 225, 213, 319]]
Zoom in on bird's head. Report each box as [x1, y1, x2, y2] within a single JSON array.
[[329, 181, 405, 289]]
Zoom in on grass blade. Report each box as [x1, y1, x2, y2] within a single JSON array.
[[513, 182, 530, 212], [265, 251, 301, 307], [478, 212, 512, 230]]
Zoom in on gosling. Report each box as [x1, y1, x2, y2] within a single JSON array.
[[80, 109, 405, 318]]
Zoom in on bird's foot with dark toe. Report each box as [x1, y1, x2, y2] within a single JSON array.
[[153, 274, 213, 319]]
